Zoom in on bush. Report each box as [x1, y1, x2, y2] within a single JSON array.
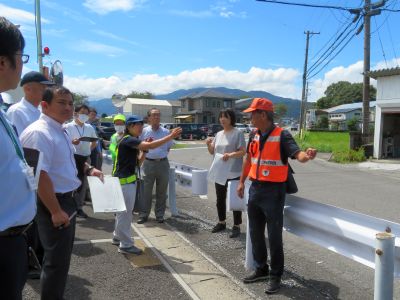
[[331, 148, 366, 163], [347, 117, 359, 132], [316, 115, 329, 129]]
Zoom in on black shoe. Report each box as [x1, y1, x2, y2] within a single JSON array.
[[265, 276, 281, 294], [137, 217, 148, 224], [156, 217, 164, 223], [211, 223, 226, 233], [27, 269, 41, 280], [77, 209, 88, 218], [229, 226, 240, 238], [243, 266, 269, 284]]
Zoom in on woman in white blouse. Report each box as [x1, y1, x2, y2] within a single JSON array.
[[206, 109, 246, 238]]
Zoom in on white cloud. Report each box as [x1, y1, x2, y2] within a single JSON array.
[[83, 0, 145, 15], [64, 66, 301, 99], [0, 3, 50, 26], [168, 10, 213, 18], [74, 40, 126, 56], [91, 29, 139, 46], [309, 58, 400, 101]]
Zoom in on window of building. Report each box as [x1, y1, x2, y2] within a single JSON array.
[[217, 101, 220, 108], [212, 100, 216, 108]]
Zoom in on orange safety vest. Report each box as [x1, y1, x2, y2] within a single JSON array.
[[248, 127, 288, 182]]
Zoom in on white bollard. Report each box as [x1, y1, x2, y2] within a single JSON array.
[[168, 167, 178, 216], [191, 169, 208, 195], [374, 232, 395, 300]]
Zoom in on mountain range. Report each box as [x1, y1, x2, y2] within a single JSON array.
[[88, 87, 302, 118]]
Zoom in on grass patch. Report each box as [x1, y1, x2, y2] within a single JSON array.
[[295, 131, 350, 153], [331, 148, 366, 163]]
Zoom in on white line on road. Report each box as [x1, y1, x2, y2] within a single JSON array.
[[131, 223, 201, 300], [171, 147, 207, 151], [74, 237, 140, 245]]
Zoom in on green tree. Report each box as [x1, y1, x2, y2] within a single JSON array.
[[347, 117, 359, 132], [72, 92, 89, 105], [316, 115, 329, 129], [315, 81, 376, 109], [126, 91, 154, 99], [274, 103, 287, 122], [101, 113, 107, 118]]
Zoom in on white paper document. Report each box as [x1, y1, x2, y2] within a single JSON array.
[[87, 175, 126, 213], [207, 153, 234, 185]]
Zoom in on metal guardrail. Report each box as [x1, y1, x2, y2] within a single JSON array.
[[167, 162, 208, 217], [283, 196, 400, 278]]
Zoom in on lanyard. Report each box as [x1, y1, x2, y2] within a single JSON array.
[[0, 112, 26, 162], [75, 124, 85, 137]]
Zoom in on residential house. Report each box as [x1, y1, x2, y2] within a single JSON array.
[[368, 67, 400, 159], [325, 102, 376, 131], [121, 98, 181, 123], [306, 109, 328, 128], [176, 89, 238, 123]]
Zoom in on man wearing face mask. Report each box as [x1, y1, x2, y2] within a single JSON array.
[[65, 104, 97, 218], [109, 114, 126, 163]]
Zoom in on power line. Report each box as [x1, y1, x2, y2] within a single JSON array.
[[374, 17, 388, 67], [255, 0, 361, 13], [307, 18, 357, 73]]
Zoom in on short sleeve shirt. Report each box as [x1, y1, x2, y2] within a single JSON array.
[[140, 126, 172, 159], [65, 120, 97, 157], [20, 114, 81, 193], [212, 128, 246, 179], [113, 136, 141, 179], [6, 98, 41, 135]]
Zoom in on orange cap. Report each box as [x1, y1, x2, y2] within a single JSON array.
[[243, 98, 274, 113]]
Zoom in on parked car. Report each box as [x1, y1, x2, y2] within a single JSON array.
[[96, 125, 115, 141], [235, 123, 250, 133], [207, 124, 223, 137], [290, 123, 299, 131], [178, 123, 208, 140]]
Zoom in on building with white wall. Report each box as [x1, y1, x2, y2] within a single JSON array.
[[122, 98, 181, 123], [368, 67, 400, 159]]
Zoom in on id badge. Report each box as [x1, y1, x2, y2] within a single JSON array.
[[21, 161, 37, 191]]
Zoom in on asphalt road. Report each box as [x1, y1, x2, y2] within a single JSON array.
[[23, 141, 400, 299], [168, 144, 400, 299]]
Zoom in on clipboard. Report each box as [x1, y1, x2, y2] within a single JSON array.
[[79, 136, 98, 142], [23, 147, 43, 189]]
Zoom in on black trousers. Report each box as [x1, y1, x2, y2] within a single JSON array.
[[26, 219, 44, 268], [247, 181, 286, 277], [215, 178, 242, 226], [0, 235, 28, 300], [74, 154, 88, 209], [37, 193, 77, 300]]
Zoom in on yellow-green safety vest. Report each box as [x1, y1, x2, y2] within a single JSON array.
[[112, 135, 137, 185]]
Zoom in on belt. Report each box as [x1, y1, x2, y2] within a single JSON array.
[[56, 190, 77, 198], [145, 157, 167, 161], [0, 222, 32, 237]]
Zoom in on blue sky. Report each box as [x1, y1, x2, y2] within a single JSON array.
[[1, 0, 400, 100]]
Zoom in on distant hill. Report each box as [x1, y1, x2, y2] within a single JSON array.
[[88, 98, 118, 116], [158, 87, 301, 119], [89, 87, 302, 119]]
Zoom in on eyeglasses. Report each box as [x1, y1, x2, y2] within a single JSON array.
[[16, 53, 30, 64]]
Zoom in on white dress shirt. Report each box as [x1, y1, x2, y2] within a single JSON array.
[[140, 126, 173, 159], [6, 97, 41, 135], [64, 120, 97, 157], [0, 110, 36, 230], [20, 114, 81, 193]]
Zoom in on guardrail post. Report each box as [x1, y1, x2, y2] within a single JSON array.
[[374, 232, 395, 300], [191, 169, 208, 195], [168, 167, 178, 216]]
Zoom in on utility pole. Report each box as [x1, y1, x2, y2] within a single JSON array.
[[299, 30, 319, 139], [362, 0, 371, 143], [362, 0, 384, 143], [35, 0, 43, 73]]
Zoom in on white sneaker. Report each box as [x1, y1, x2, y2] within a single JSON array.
[[111, 237, 120, 246], [118, 245, 143, 255]]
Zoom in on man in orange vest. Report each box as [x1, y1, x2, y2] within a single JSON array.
[[237, 98, 317, 294]]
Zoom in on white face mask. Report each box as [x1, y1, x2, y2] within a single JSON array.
[[114, 125, 125, 133], [78, 114, 89, 123]]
